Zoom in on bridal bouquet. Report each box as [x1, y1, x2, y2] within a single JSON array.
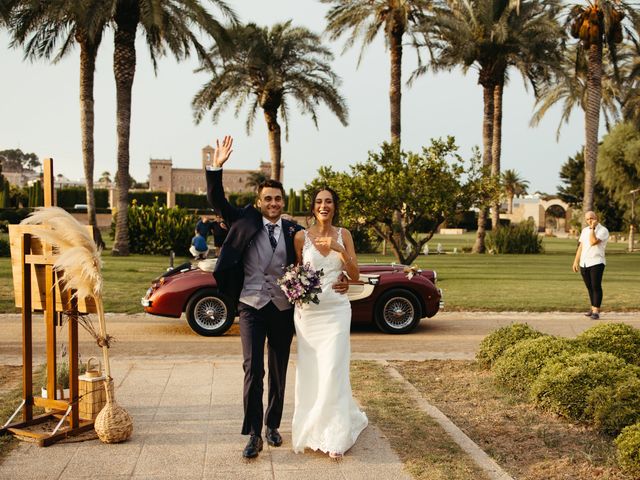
[[277, 263, 324, 307]]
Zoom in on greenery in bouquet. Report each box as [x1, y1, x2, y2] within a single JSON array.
[[277, 263, 324, 307]]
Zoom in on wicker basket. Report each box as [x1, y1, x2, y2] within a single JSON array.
[[94, 378, 133, 443], [78, 358, 106, 420]]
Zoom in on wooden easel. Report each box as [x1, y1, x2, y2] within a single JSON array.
[[0, 159, 95, 446]]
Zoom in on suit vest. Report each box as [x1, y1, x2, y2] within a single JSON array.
[[239, 225, 291, 311]]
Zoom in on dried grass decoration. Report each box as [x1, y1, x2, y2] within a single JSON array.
[[22, 207, 133, 443]]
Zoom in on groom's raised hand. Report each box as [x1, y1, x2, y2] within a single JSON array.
[[211, 135, 234, 168]]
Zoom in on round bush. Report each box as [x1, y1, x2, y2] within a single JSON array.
[[530, 351, 640, 421], [576, 322, 640, 366], [493, 336, 588, 393], [476, 323, 545, 369], [615, 423, 640, 475], [586, 376, 640, 436]]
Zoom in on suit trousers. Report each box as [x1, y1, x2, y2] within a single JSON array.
[[238, 301, 295, 436]]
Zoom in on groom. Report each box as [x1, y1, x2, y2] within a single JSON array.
[[205, 136, 330, 459]]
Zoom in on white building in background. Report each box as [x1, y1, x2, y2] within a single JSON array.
[[502, 195, 573, 235]]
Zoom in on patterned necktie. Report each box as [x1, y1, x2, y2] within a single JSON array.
[[266, 224, 277, 251]]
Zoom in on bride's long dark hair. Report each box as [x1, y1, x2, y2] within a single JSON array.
[[308, 187, 340, 226]]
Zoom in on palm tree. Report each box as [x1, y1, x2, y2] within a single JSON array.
[[321, 0, 431, 145], [501, 169, 529, 214], [563, 1, 638, 216], [9, 0, 111, 248], [192, 21, 348, 182], [245, 171, 267, 192], [531, 43, 622, 139], [98, 170, 112, 185], [111, 0, 236, 256], [422, 0, 562, 252]]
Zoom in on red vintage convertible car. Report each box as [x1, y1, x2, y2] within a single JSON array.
[[142, 260, 442, 336]]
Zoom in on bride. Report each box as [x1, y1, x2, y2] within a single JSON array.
[[291, 187, 368, 458]]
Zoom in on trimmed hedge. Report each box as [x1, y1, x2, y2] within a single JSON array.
[[175, 193, 209, 210], [576, 322, 640, 366], [586, 376, 640, 436], [616, 423, 640, 475], [476, 323, 545, 369], [530, 352, 640, 421], [492, 336, 588, 393], [56, 187, 109, 208]]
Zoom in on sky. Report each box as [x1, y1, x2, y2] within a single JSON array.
[[0, 0, 591, 195]]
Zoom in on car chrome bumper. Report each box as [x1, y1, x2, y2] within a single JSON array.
[[141, 297, 151, 307], [438, 288, 444, 309]]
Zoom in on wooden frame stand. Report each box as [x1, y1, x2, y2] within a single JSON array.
[[0, 159, 96, 446]]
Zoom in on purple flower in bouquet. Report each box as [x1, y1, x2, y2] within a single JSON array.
[[277, 263, 324, 307]]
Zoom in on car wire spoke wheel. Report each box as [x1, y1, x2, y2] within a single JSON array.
[[194, 296, 227, 330], [186, 289, 234, 336], [382, 296, 415, 329], [374, 288, 421, 334]]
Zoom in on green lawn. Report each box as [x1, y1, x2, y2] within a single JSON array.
[[1, 232, 638, 313]]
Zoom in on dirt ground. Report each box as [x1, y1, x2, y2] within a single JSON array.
[[396, 360, 629, 480], [1, 311, 639, 364]]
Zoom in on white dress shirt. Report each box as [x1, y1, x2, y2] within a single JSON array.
[[578, 223, 609, 268]]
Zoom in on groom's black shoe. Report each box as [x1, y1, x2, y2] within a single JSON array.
[[265, 427, 282, 447], [243, 435, 263, 458]]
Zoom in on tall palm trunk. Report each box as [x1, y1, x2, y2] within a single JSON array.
[[491, 81, 504, 230], [264, 107, 282, 181], [78, 32, 105, 249], [583, 41, 602, 217], [473, 82, 495, 254], [389, 29, 403, 145], [111, 2, 139, 256]]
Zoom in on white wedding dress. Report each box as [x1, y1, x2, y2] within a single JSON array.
[[292, 229, 368, 454]]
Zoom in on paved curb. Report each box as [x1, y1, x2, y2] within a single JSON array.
[[381, 361, 515, 480]]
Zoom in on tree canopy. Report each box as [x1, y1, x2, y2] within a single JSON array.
[[306, 138, 499, 264], [0, 148, 40, 171], [598, 121, 640, 227], [558, 149, 625, 230]]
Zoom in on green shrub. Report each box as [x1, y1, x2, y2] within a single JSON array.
[[0, 237, 9, 257], [531, 352, 640, 421], [616, 423, 640, 475], [485, 219, 543, 254], [576, 322, 640, 366], [493, 336, 588, 393], [586, 377, 640, 436], [113, 200, 198, 256], [476, 323, 545, 369]]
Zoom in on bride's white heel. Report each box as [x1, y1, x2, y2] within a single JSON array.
[[329, 451, 343, 459]]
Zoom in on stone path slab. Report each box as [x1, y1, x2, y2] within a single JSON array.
[[0, 359, 412, 480]]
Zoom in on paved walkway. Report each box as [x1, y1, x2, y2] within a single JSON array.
[[0, 359, 412, 480]]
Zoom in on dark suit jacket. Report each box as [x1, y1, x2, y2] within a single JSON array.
[[206, 169, 302, 307]]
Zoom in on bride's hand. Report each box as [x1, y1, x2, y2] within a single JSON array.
[[315, 236, 345, 254]]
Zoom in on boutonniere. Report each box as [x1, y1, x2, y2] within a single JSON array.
[[288, 225, 297, 237]]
